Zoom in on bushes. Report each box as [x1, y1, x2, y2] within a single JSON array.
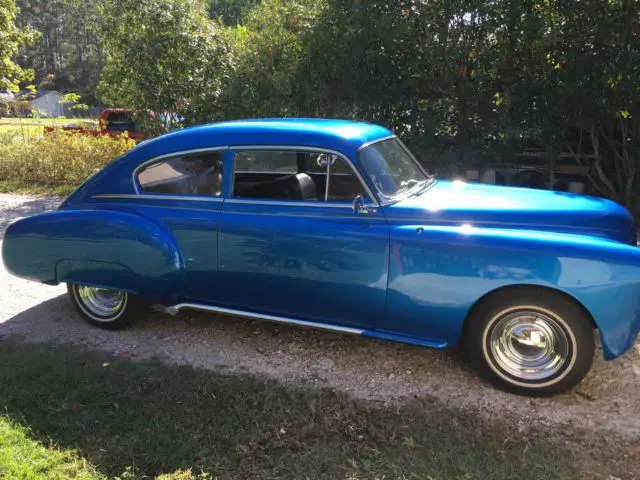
[[0, 130, 136, 194]]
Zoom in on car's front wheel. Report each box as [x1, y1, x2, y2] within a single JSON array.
[[465, 289, 595, 396], [67, 284, 136, 330]]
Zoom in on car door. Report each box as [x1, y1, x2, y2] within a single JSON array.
[[129, 148, 227, 302], [215, 146, 390, 329]]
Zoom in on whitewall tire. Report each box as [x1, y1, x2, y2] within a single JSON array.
[[68, 284, 137, 330], [465, 288, 595, 396]]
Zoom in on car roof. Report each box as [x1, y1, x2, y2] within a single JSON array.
[[64, 119, 397, 202], [132, 118, 394, 159]]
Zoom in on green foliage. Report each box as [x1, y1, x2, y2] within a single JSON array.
[[212, 0, 639, 209], [206, 0, 260, 25], [61, 91, 89, 111], [95, 0, 640, 210], [0, 129, 136, 191], [214, 0, 325, 119], [98, 0, 229, 134], [14, 0, 104, 103], [0, 415, 103, 479], [0, 0, 37, 91], [548, 0, 640, 209]]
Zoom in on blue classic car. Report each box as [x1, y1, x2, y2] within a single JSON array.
[[3, 119, 640, 396]]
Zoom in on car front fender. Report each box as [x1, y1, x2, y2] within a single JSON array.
[[387, 224, 640, 360], [2, 209, 184, 302]]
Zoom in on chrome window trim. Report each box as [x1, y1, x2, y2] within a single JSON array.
[[225, 198, 353, 209], [357, 136, 435, 207], [236, 170, 355, 176], [356, 135, 396, 153], [235, 169, 296, 175], [219, 210, 386, 220], [229, 144, 378, 204], [93, 193, 224, 202], [132, 146, 229, 195]]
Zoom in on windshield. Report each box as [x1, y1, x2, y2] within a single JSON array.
[[359, 138, 432, 200]]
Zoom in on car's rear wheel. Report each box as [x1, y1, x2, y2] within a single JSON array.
[[67, 284, 137, 330], [465, 289, 595, 396]]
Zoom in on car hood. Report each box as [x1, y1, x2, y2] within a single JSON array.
[[384, 180, 636, 244]]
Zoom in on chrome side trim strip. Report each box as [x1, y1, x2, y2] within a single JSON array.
[[225, 198, 352, 209], [132, 146, 230, 195], [218, 210, 387, 220], [381, 218, 622, 233], [93, 194, 223, 202], [229, 144, 378, 202], [92, 194, 379, 211], [165, 303, 364, 335]]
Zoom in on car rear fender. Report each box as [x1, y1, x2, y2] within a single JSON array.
[[2, 209, 184, 302]]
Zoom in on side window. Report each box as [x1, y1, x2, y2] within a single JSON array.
[[234, 151, 297, 173], [305, 153, 365, 201], [233, 149, 365, 202], [137, 151, 224, 196]]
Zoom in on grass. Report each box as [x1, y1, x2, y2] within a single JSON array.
[[0, 117, 97, 126], [0, 123, 45, 136], [0, 416, 102, 479], [0, 338, 583, 480], [0, 117, 98, 136], [0, 180, 76, 196], [0, 117, 83, 124]]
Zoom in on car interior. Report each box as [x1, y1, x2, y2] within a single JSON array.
[[233, 152, 366, 202], [137, 151, 366, 202], [137, 153, 223, 196]]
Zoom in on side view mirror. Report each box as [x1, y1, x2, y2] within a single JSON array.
[[352, 195, 376, 215], [316, 154, 336, 169]]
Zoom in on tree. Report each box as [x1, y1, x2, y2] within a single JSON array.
[[98, 0, 228, 132], [206, 0, 260, 25], [216, 0, 325, 119], [555, 0, 640, 211], [0, 0, 37, 91], [91, 0, 639, 213], [14, 0, 104, 102]]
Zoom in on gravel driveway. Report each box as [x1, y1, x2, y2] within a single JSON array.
[[1, 193, 640, 442]]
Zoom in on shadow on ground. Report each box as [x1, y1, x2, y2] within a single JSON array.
[[1, 297, 640, 478], [0, 337, 589, 480]]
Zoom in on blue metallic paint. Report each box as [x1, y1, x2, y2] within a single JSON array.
[[384, 223, 640, 359], [2, 209, 183, 300], [3, 119, 640, 363], [94, 197, 225, 302], [387, 180, 636, 244], [217, 200, 389, 327]]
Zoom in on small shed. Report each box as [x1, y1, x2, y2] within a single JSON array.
[[17, 90, 64, 118]]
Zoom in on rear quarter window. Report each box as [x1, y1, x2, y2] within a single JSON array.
[[137, 151, 224, 196]]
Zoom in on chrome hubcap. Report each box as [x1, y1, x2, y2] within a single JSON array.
[[489, 310, 570, 381], [76, 286, 125, 319]]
